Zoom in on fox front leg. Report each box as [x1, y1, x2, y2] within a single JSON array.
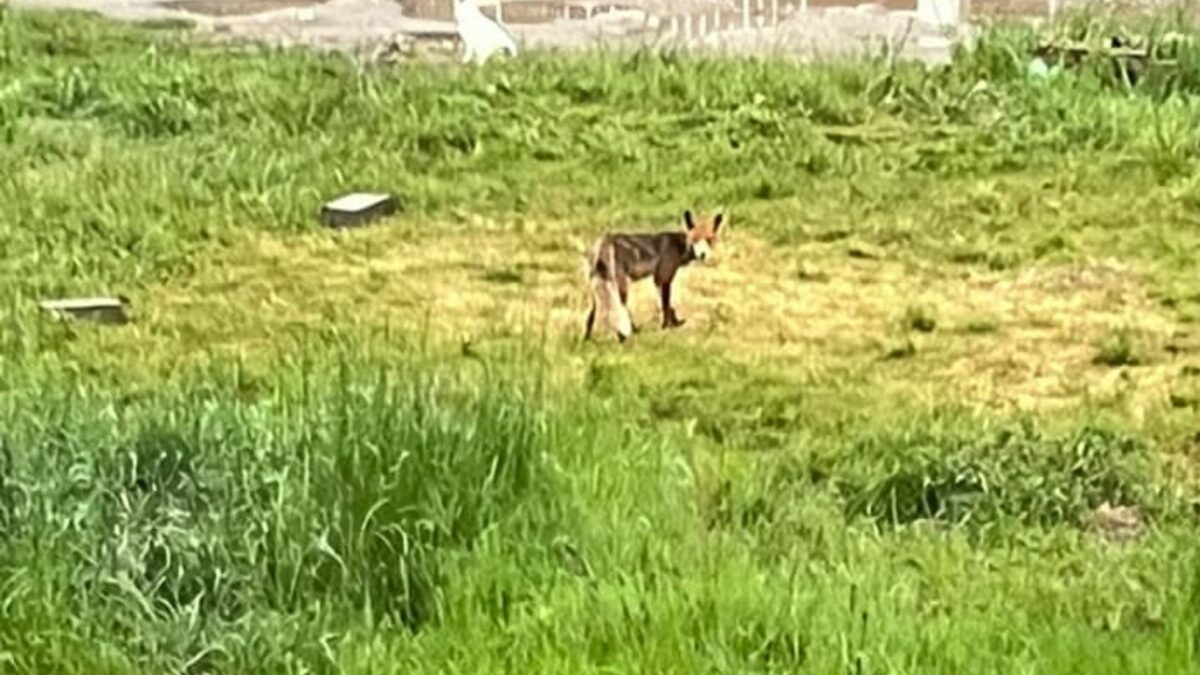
[[658, 281, 685, 329]]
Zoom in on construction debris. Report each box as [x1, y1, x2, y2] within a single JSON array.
[[1034, 33, 1186, 86], [320, 192, 398, 229], [39, 296, 130, 324]]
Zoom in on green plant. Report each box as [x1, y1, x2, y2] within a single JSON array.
[[962, 317, 1000, 334], [904, 305, 938, 333], [1094, 328, 1143, 367]]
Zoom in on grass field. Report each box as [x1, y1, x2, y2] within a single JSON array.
[[4, 5, 1200, 673]]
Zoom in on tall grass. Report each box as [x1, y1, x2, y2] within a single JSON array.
[[0, 343, 563, 672], [1, 337, 1196, 673]]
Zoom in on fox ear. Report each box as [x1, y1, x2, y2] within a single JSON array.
[[683, 210, 695, 231], [713, 213, 724, 232]]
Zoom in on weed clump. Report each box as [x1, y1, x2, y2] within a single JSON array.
[[1093, 328, 1143, 367], [903, 305, 938, 333], [883, 339, 917, 360], [840, 425, 1166, 531], [962, 316, 1000, 334]]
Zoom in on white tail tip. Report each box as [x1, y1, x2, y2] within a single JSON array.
[[615, 309, 633, 339]]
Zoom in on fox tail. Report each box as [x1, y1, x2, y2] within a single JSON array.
[[590, 274, 632, 340], [586, 242, 632, 340]]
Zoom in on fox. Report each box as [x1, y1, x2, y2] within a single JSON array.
[[583, 210, 724, 343]]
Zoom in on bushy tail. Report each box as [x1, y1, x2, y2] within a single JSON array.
[[590, 274, 632, 340]]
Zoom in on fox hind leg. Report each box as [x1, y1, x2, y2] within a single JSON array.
[[584, 304, 596, 341]]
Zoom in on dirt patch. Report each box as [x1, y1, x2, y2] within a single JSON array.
[[161, 0, 327, 16]]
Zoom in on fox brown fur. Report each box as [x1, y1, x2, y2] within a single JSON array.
[[583, 210, 724, 342]]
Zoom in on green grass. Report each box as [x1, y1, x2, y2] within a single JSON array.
[[3, 6, 1200, 674]]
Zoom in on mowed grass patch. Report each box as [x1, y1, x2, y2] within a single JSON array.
[[34, 219, 1187, 419]]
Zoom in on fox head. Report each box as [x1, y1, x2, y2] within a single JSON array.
[[683, 210, 723, 262]]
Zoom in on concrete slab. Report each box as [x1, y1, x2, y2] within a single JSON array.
[[39, 296, 130, 324]]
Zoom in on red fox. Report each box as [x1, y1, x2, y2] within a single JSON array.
[[583, 210, 724, 342]]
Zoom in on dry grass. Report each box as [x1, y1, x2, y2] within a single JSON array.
[[938, 262, 1181, 415], [61, 217, 1188, 419]]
